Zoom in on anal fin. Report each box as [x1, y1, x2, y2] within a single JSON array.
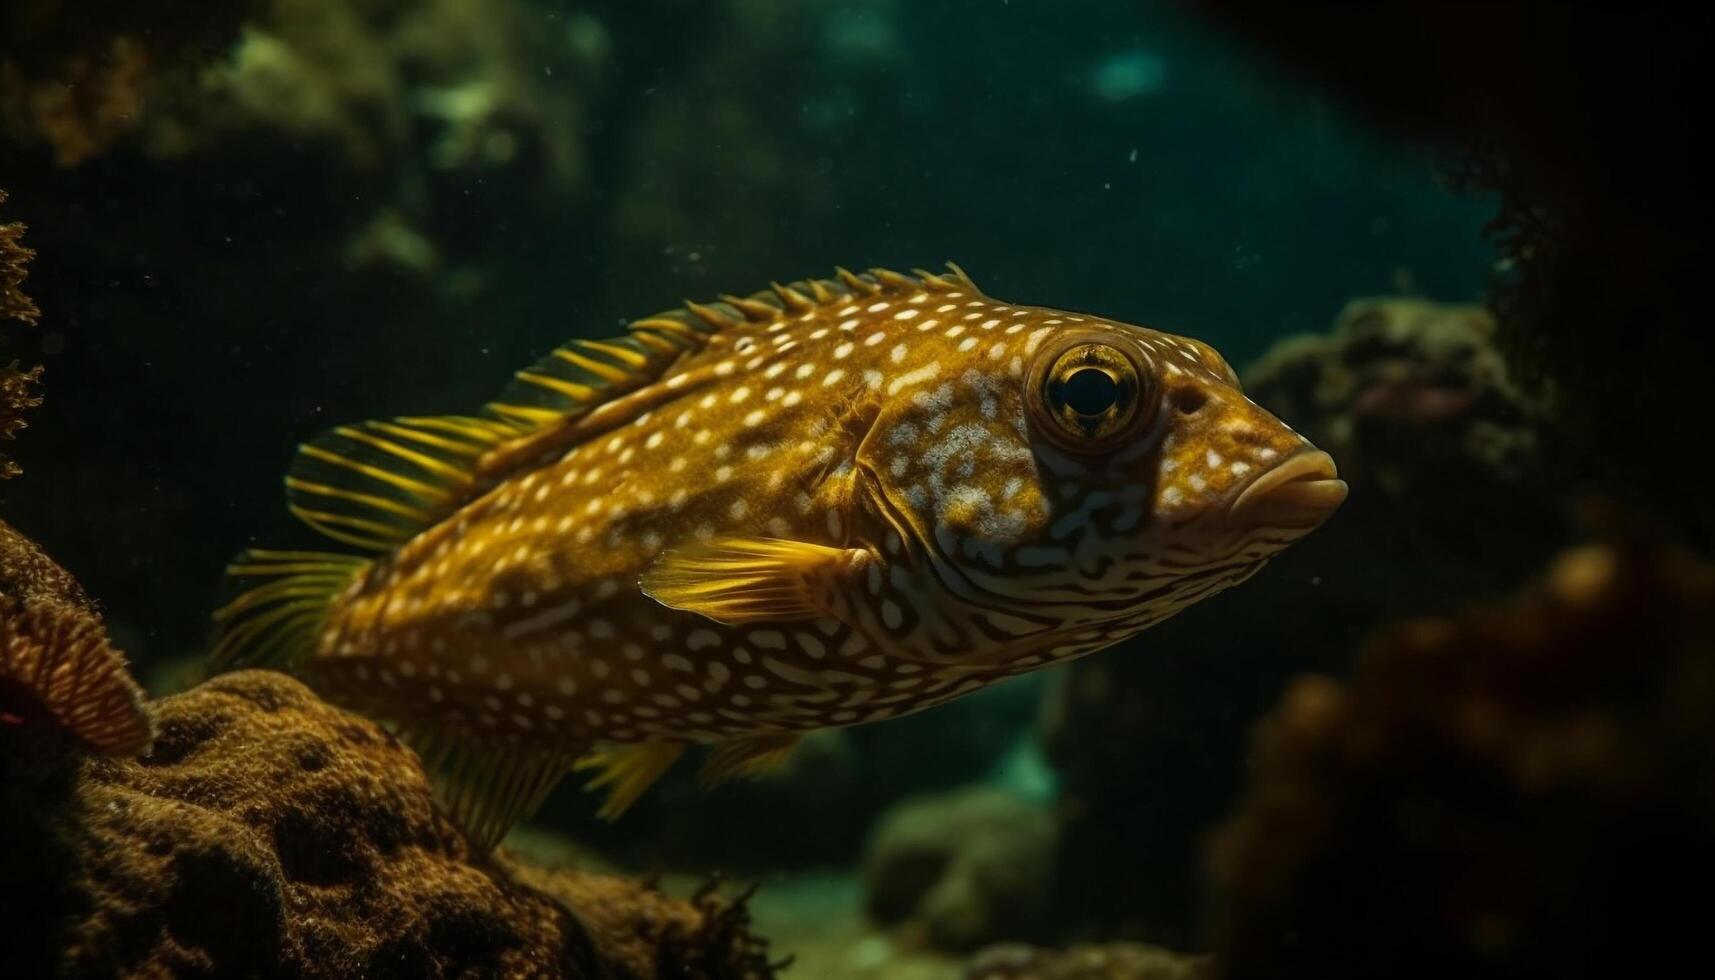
[[399, 724, 578, 855], [573, 741, 687, 820], [640, 537, 871, 625], [699, 733, 802, 787]]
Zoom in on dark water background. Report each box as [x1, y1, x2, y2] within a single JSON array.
[[1, 0, 1491, 669], [0, 3, 1508, 950]]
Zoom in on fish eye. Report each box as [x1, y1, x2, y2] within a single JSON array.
[[1032, 340, 1156, 451]]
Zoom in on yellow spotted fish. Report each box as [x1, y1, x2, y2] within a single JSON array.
[[212, 265, 1346, 851]]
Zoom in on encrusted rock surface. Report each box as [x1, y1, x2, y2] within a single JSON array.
[[863, 785, 1057, 953], [0, 668, 773, 979]]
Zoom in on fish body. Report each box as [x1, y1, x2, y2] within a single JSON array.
[[214, 265, 1346, 849]]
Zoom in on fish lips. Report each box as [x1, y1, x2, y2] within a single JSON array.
[[1227, 449, 1348, 529]]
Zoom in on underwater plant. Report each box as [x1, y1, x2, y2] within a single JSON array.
[[212, 264, 1348, 852]]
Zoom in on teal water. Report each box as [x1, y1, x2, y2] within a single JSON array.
[[0, 0, 1501, 965]]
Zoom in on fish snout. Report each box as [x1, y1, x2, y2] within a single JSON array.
[[1227, 449, 1347, 529]]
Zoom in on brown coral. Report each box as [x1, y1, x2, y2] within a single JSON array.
[[1207, 540, 1715, 979], [1, 596, 153, 755], [1, 188, 43, 479], [0, 667, 773, 979], [0, 189, 38, 326], [1, 516, 153, 755]]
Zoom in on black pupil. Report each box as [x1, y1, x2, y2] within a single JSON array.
[[1062, 367, 1121, 416]]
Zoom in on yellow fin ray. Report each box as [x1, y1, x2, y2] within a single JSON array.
[[573, 741, 687, 820], [209, 550, 371, 672], [699, 733, 802, 787], [286, 414, 512, 551], [399, 725, 581, 854], [639, 537, 869, 625]]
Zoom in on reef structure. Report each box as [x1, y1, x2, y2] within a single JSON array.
[[0, 517, 154, 756], [0, 668, 776, 979], [863, 785, 1057, 952], [1207, 539, 1715, 979]]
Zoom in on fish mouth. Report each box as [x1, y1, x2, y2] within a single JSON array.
[[1227, 449, 1348, 528]]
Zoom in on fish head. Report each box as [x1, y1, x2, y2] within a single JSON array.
[[865, 307, 1345, 657]]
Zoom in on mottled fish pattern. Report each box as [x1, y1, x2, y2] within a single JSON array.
[[212, 265, 1346, 850]]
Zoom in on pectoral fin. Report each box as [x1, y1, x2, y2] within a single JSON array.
[[640, 537, 871, 625]]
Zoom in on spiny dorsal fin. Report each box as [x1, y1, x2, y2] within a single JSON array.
[[481, 330, 697, 430], [285, 264, 978, 552], [286, 414, 516, 551]]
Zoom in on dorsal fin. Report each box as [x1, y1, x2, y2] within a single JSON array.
[[480, 320, 705, 430], [284, 264, 977, 551], [286, 415, 517, 551]]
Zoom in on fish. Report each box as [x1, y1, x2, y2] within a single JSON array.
[[211, 264, 1347, 852]]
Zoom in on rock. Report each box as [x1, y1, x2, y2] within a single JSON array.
[[966, 942, 1210, 980], [1207, 541, 1715, 979], [0, 668, 774, 979], [863, 785, 1056, 953]]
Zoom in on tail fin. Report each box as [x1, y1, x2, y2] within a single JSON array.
[[210, 549, 370, 672]]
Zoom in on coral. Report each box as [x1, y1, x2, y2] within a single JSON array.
[[0, 595, 153, 755], [1, 188, 42, 479], [0, 668, 774, 979], [1206, 540, 1715, 979], [0, 1, 261, 165], [1, 517, 153, 755], [1044, 297, 1568, 945], [509, 865, 781, 980], [1240, 296, 1563, 587], [1244, 297, 1542, 484], [0, 189, 38, 326], [967, 943, 1210, 980], [863, 786, 1057, 953]]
